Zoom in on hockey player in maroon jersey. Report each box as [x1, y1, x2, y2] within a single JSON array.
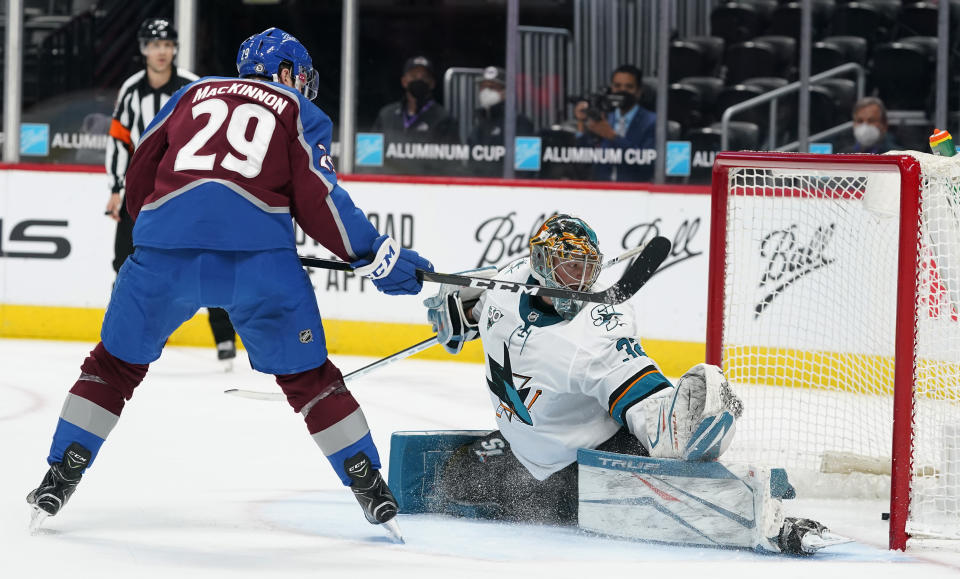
[[27, 28, 429, 542], [106, 18, 238, 367]]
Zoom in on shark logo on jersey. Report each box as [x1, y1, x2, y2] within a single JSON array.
[[591, 304, 624, 331], [487, 344, 534, 425], [487, 306, 503, 329]]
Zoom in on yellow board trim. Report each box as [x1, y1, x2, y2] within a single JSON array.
[[0, 303, 708, 370], [6, 304, 954, 402]]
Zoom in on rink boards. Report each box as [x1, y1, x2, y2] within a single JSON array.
[[0, 165, 712, 373]]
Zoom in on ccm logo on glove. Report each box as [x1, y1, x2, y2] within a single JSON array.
[[351, 234, 434, 296], [354, 236, 400, 280], [370, 244, 396, 279]]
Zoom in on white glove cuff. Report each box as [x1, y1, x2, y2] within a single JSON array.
[[354, 236, 400, 280]]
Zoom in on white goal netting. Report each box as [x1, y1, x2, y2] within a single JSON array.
[[714, 151, 960, 541]]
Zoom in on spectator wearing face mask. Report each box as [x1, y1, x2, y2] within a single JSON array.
[[467, 66, 535, 177], [841, 97, 900, 154], [574, 64, 656, 182], [372, 55, 460, 175]]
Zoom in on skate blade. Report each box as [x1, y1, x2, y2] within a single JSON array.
[[28, 507, 48, 535], [221, 359, 234, 373], [381, 517, 404, 544], [801, 530, 853, 553]]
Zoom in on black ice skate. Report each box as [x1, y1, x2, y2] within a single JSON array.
[[26, 442, 92, 533], [778, 517, 852, 555], [344, 451, 403, 543], [217, 340, 237, 372]]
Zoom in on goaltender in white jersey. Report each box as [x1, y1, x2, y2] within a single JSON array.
[[472, 255, 674, 481], [425, 214, 742, 520], [423, 214, 847, 554]]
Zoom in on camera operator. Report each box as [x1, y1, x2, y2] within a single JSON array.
[[574, 64, 655, 182]]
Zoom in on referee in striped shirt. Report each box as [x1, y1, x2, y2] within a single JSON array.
[[105, 18, 238, 368]]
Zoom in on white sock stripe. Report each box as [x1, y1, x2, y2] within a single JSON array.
[[59, 393, 120, 439], [310, 408, 370, 456]]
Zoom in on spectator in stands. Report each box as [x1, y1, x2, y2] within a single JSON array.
[[574, 64, 656, 182], [372, 55, 460, 175], [841, 97, 901, 154], [467, 66, 535, 177]]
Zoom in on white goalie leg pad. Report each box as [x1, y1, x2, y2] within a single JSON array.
[[577, 449, 785, 551]]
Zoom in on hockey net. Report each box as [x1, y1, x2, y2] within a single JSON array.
[[707, 151, 960, 550]]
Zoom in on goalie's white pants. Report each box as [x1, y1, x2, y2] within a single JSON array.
[[578, 450, 786, 551]]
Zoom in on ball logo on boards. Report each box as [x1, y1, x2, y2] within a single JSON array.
[[472, 212, 704, 274], [621, 218, 703, 274], [754, 223, 837, 318], [0, 219, 70, 259]]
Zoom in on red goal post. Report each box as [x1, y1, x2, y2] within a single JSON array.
[[706, 151, 960, 550]]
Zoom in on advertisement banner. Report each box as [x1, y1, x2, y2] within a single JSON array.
[[300, 179, 711, 342], [1, 169, 712, 349]]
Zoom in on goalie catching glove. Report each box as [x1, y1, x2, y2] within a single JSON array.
[[626, 363, 743, 461], [351, 234, 434, 295], [424, 267, 498, 354]]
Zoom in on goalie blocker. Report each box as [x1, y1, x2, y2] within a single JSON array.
[[388, 432, 851, 555]]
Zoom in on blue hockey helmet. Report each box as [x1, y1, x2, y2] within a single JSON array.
[[236, 28, 318, 101]]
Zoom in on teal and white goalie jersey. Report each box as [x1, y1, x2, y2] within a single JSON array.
[[473, 258, 673, 480]]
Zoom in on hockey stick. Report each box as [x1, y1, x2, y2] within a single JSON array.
[[224, 335, 440, 401], [226, 243, 664, 402], [300, 236, 671, 305]]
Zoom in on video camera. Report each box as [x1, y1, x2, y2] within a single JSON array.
[[568, 89, 626, 122]]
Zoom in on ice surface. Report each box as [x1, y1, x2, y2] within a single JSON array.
[[2, 338, 959, 578]]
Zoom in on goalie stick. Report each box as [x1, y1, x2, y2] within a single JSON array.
[[225, 335, 440, 401], [299, 236, 671, 306]]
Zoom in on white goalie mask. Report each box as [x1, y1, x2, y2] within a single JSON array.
[[528, 214, 603, 319]]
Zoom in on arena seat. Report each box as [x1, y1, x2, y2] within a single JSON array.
[[831, 2, 895, 49], [670, 41, 708, 82], [668, 83, 705, 130], [711, 3, 765, 46], [871, 41, 935, 110], [725, 41, 780, 84], [821, 35, 868, 65], [679, 76, 725, 125], [685, 36, 725, 77]]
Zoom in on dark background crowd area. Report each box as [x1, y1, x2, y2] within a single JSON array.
[[7, 0, 960, 182]]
